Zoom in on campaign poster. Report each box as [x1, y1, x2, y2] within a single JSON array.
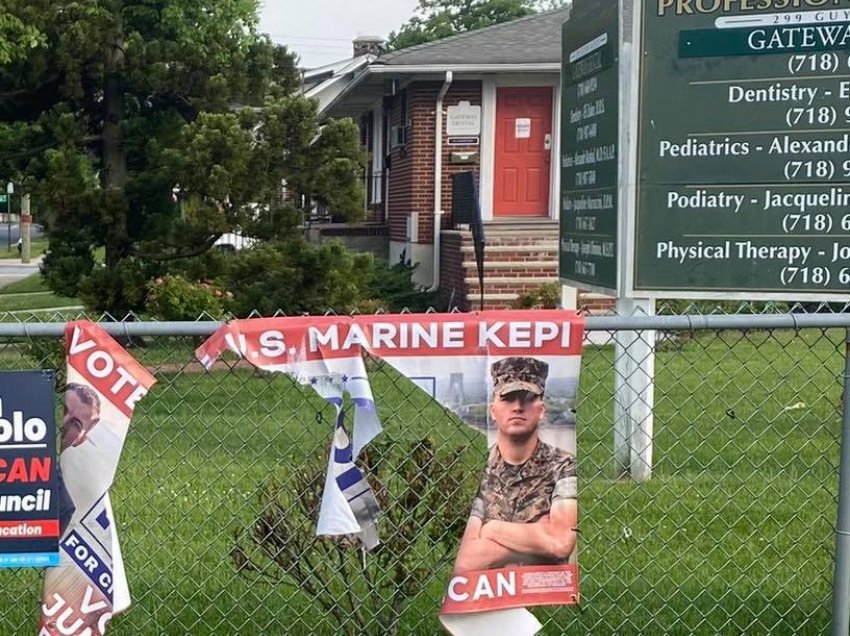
[[197, 310, 582, 624], [0, 370, 59, 568], [354, 311, 583, 617], [40, 322, 156, 636]]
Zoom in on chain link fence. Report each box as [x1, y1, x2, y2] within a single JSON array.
[[0, 311, 846, 635]]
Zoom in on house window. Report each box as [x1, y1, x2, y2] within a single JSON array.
[[390, 89, 409, 150]]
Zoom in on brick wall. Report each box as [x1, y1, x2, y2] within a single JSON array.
[[386, 88, 413, 244], [439, 231, 468, 310], [385, 81, 483, 247], [438, 223, 617, 312]]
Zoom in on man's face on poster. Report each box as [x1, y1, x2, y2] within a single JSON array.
[[61, 389, 100, 452], [490, 390, 546, 442]]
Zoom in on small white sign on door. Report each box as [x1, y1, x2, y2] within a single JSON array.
[[515, 118, 531, 139]]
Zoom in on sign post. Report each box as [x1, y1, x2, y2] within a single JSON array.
[[5, 182, 12, 253], [21, 194, 31, 264]]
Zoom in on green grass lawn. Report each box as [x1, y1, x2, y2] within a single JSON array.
[[0, 273, 82, 315], [0, 293, 82, 312], [0, 327, 841, 634], [0, 272, 48, 294]]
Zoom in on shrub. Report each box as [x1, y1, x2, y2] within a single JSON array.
[[77, 258, 149, 315], [367, 256, 438, 313], [233, 438, 477, 635], [220, 239, 374, 317], [146, 274, 226, 321], [41, 243, 95, 299], [512, 282, 561, 309], [168, 248, 231, 283]]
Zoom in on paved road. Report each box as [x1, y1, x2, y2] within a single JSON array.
[[0, 256, 43, 288], [0, 223, 44, 249]]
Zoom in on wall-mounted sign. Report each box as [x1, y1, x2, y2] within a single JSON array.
[[449, 151, 479, 164], [447, 101, 481, 136], [516, 118, 532, 139]]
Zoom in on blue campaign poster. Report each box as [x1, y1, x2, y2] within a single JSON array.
[[0, 371, 59, 567]]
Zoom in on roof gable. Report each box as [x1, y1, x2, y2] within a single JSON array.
[[376, 6, 571, 67]]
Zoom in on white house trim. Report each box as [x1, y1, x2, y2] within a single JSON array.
[[550, 78, 561, 222], [368, 63, 559, 74], [305, 56, 373, 112], [371, 100, 384, 205], [479, 78, 497, 222]]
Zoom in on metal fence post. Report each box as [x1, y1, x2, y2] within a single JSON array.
[[613, 298, 655, 481], [832, 328, 850, 636]]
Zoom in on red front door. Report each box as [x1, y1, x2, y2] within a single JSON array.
[[493, 87, 553, 217]]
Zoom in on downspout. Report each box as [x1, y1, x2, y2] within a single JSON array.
[[427, 70, 453, 292]]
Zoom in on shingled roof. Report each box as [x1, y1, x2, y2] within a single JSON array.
[[373, 6, 571, 67]]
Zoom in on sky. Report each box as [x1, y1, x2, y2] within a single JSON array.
[[259, 0, 420, 68]]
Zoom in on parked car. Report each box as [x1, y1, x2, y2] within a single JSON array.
[[213, 233, 258, 252]]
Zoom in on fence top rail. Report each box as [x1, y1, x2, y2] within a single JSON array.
[[2, 312, 850, 338]]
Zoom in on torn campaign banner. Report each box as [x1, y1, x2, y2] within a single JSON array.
[[195, 317, 382, 549], [40, 322, 156, 636]]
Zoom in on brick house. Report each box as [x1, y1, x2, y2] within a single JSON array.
[[310, 8, 607, 311]]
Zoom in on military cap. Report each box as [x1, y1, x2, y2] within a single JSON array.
[[491, 357, 549, 396]]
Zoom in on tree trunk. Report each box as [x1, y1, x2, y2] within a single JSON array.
[[102, 19, 128, 268]]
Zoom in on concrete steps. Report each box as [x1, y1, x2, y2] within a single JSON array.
[[442, 220, 561, 310]]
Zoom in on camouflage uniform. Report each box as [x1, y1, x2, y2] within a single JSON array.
[[490, 357, 550, 398], [470, 441, 577, 523], [470, 356, 578, 523]]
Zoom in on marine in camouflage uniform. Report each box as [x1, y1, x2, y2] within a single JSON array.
[[468, 357, 577, 564], [470, 440, 577, 524]]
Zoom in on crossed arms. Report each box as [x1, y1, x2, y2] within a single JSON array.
[[452, 497, 577, 573]]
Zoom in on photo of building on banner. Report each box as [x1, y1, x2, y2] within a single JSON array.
[[40, 322, 156, 636], [0, 371, 59, 569]]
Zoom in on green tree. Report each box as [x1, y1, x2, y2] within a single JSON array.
[[0, 3, 45, 64], [0, 0, 365, 313], [221, 240, 375, 317], [388, 0, 566, 50]]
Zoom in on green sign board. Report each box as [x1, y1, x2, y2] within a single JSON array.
[[559, 0, 619, 293], [0, 195, 6, 204], [635, 2, 850, 296]]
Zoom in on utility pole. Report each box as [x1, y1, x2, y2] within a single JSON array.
[[5, 182, 12, 252], [21, 194, 31, 264]]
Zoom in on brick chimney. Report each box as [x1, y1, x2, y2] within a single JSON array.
[[353, 36, 385, 58]]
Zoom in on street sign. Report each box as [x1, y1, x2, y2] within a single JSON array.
[[0, 195, 7, 204], [559, 0, 620, 294], [634, 4, 850, 298]]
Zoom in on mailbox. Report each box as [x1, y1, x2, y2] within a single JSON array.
[[449, 151, 478, 164]]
